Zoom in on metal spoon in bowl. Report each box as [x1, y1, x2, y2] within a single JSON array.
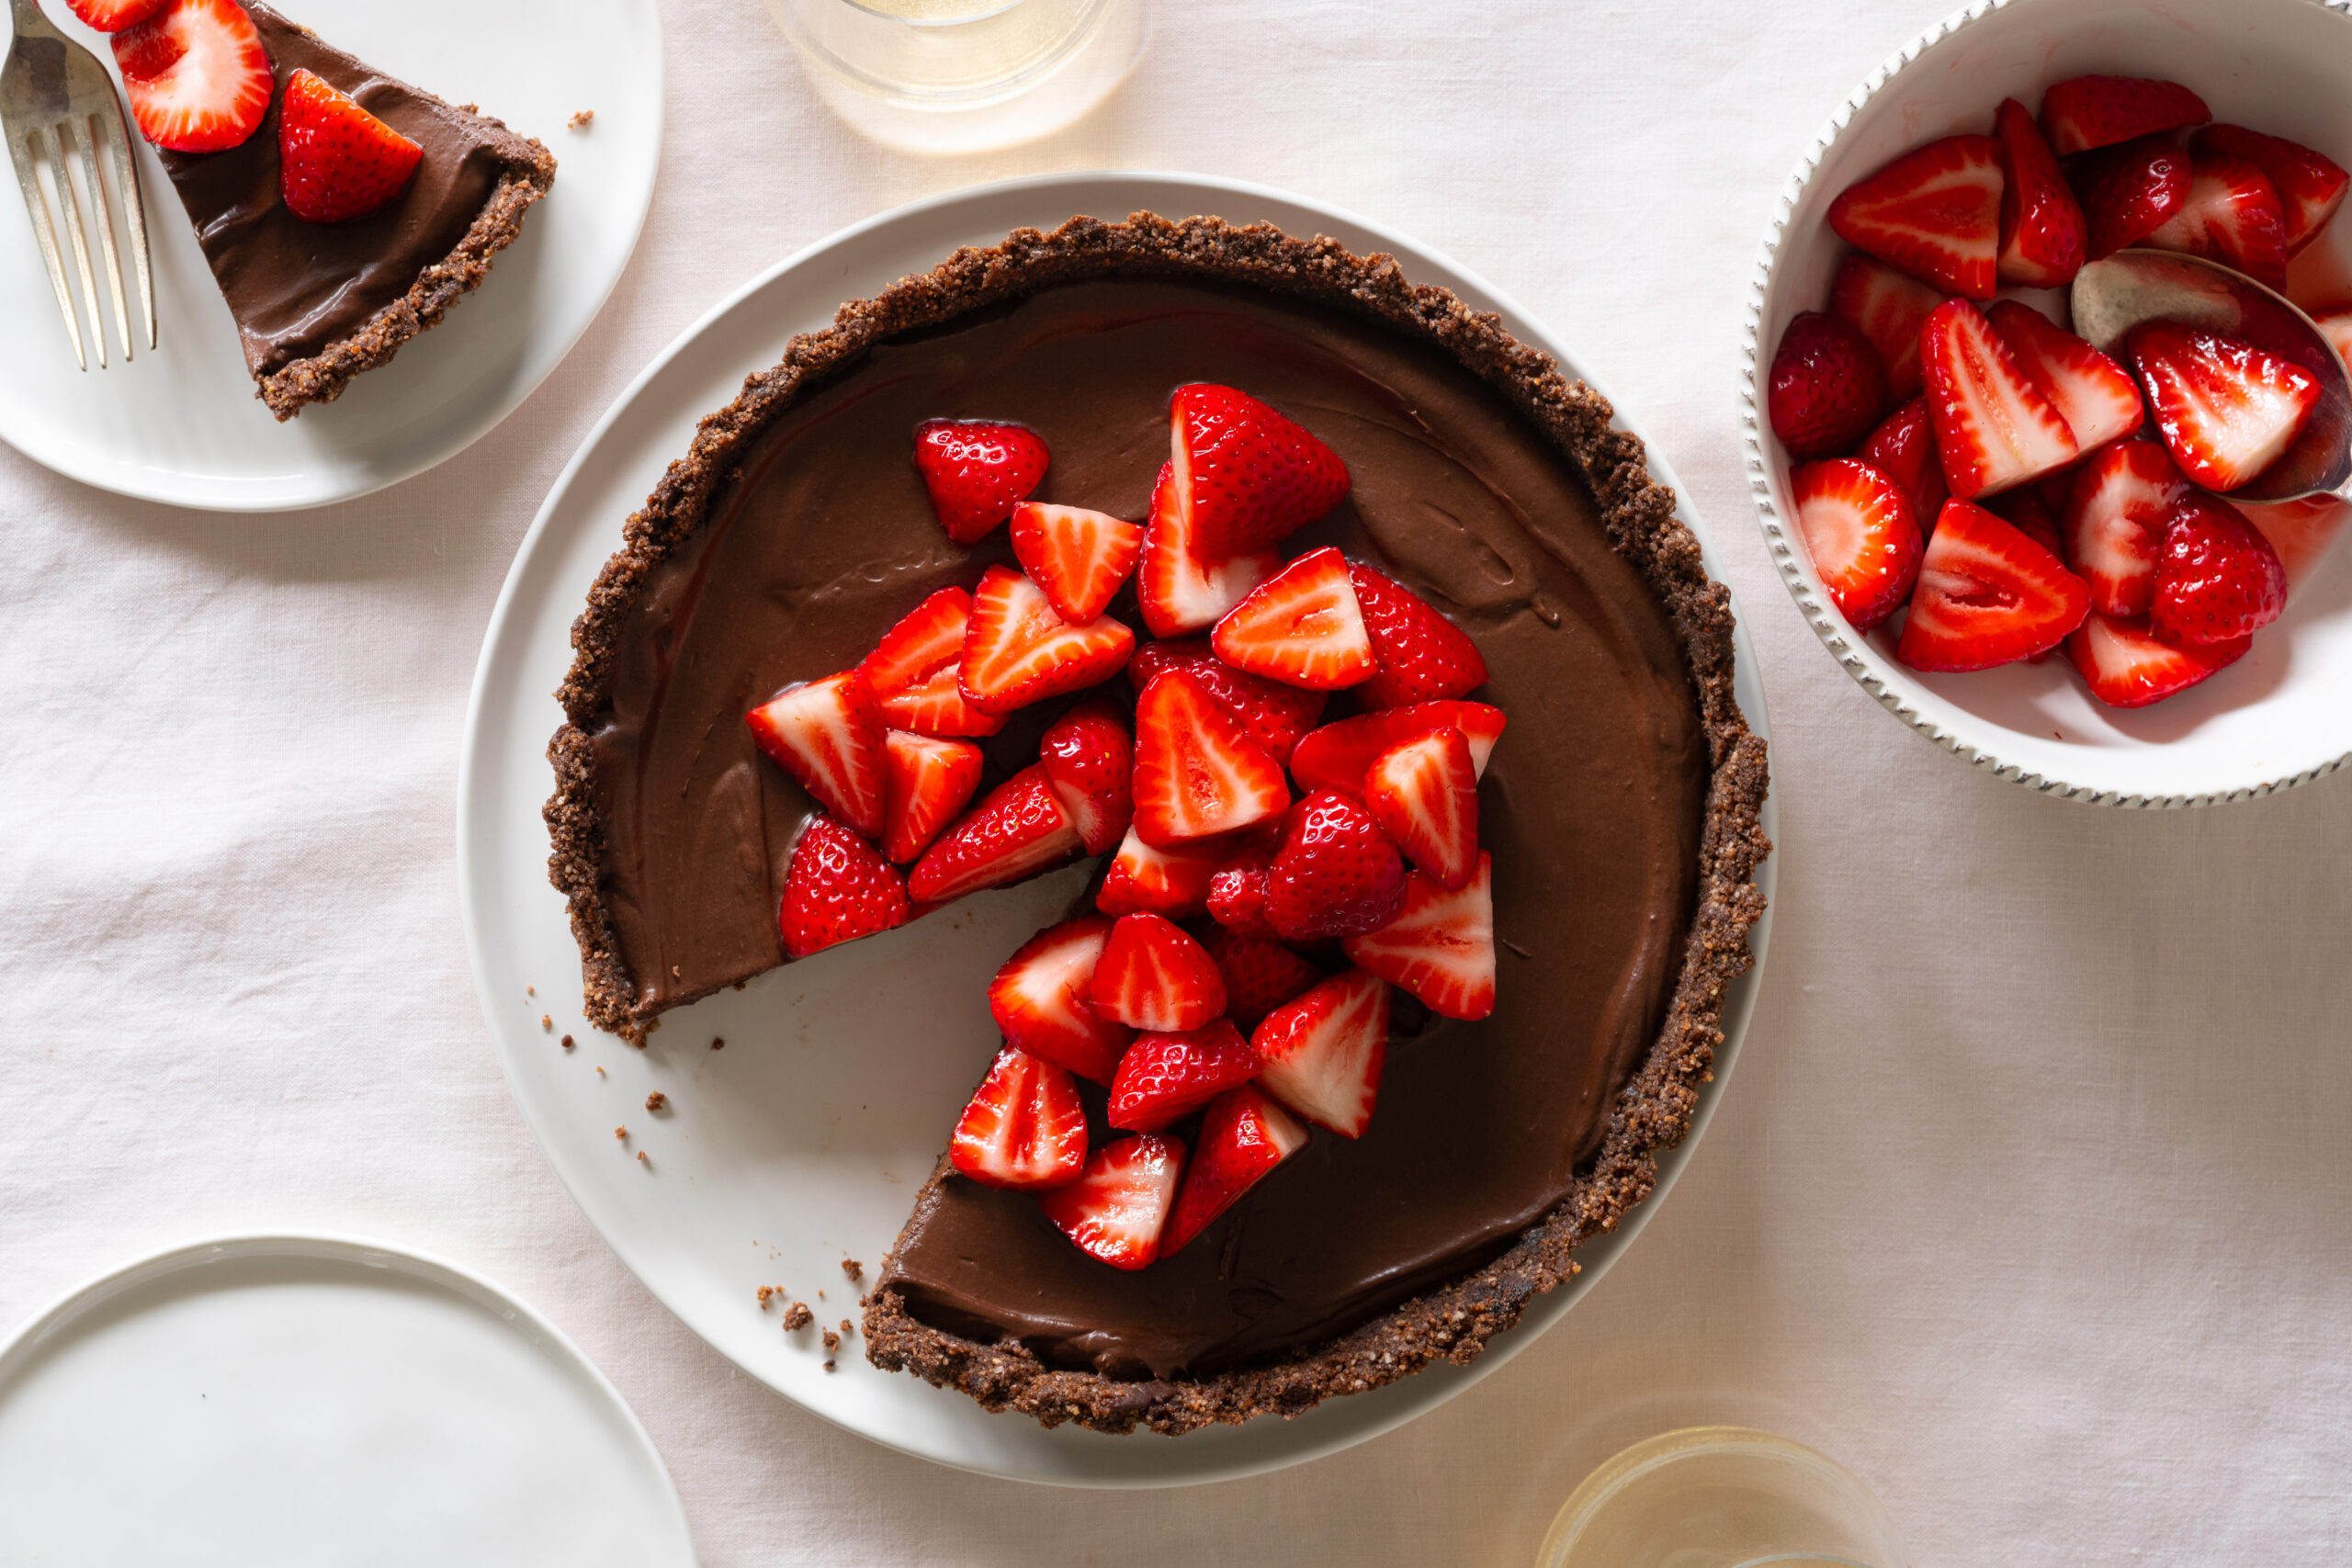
[[2069, 247, 2352, 503]]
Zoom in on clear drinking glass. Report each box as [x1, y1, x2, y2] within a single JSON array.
[[1537, 1427, 1910, 1568], [764, 0, 1148, 152]]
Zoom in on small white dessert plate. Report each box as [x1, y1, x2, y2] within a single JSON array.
[[0, 0, 661, 512], [0, 1233, 696, 1565], [458, 171, 1777, 1487], [1743, 0, 2352, 806]]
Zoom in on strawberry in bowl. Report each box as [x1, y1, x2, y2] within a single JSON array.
[[1747, 0, 2352, 805]]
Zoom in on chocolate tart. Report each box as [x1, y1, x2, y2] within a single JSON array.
[[545, 212, 1770, 1435], [153, 3, 556, 421]]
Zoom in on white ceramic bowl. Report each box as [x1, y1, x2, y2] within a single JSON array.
[[1742, 0, 2352, 806]]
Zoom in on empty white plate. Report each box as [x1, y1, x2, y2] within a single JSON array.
[[0, 1234, 696, 1565], [0, 0, 661, 511]]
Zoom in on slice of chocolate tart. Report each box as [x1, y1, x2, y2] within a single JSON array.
[[147, 2, 554, 419]]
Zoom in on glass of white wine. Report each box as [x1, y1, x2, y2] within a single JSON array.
[[764, 0, 1148, 152], [1538, 1427, 1910, 1568]]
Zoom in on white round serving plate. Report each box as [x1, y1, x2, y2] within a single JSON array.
[[0, 1232, 695, 1564], [458, 170, 1778, 1487], [0, 0, 662, 512], [1742, 0, 2352, 807]]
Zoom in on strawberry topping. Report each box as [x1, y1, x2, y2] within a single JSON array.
[[66, 0, 165, 31], [1830, 254, 1946, 402], [2142, 152, 2289, 291], [1288, 701, 1506, 796], [1346, 563, 1490, 708], [779, 817, 910, 959], [1204, 852, 1276, 937], [957, 565, 1135, 716], [1993, 97, 2086, 288], [1201, 925, 1322, 1028], [1095, 828, 1223, 919], [911, 420, 1048, 545], [1035, 1134, 1185, 1270], [1105, 1020, 1261, 1133], [1129, 669, 1291, 846], [987, 915, 1132, 1083], [1250, 968, 1389, 1139], [1135, 462, 1280, 638], [1087, 912, 1227, 1032], [858, 588, 1005, 739], [2070, 135, 2192, 259], [2060, 438, 2188, 617], [1984, 300, 2143, 454], [1766, 310, 1890, 459], [2150, 491, 2288, 646], [2065, 610, 2250, 709], [277, 68, 423, 224], [1161, 1085, 1308, 1257], [2040, 74, 2211, 156], [907, 763, 1083, 905], [2193, 124, 2351, 255], [1363, 727, 1479, 890], [110, 0, 271, 152], [1009, 502, 1144, 626], [1264, 789, 1407, 943], [745, 670, 889, 840], [1788, 458, 1924, 633], [1169, 385, 1351, 557], [1127, 638, 1326, 765], [1858, 397, 1948, 534], [1211, 547, 1377, 691], [879, 729, 983, 865], [1036, 697, 1133, 855], [1919, 299, 2080, 501], [1341, 854, 1498, 1022], [2128, 321, 2323, 493], [950, 1046, 1088, 1190]]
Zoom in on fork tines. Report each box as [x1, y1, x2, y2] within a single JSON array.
[[10, 107, 151, 370]]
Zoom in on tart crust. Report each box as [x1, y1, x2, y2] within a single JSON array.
[[258, 129, 555, 421], [544, 212, 1771, 1433]]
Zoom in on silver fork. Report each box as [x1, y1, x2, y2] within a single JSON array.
[[4, 0, 152, 369]]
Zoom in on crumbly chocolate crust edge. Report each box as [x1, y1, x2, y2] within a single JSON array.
[[541, 212, 1773, 1431], [256, 126, 557, 422]]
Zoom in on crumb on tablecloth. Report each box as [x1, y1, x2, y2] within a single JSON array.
[[821, 1327, 841, 1354], [784, 1302, 812, 1331], [560, 1034, 575, 1049], [838, 1319, 853, 1337], [595, 1066, 605, 1077], [569, 109, 594, 130], [710, 1036, 725, 1051], [645, 1091, 667, 1112], [637, 1151, 649, 1166], [526, 985, 535, 997], [841, 1258, 863, 1281], [540, 1014, 552, 1031], [614, 1125, 628, 1141]]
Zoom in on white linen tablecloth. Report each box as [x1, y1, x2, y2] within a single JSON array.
[[6, 1, 2350, 1561]]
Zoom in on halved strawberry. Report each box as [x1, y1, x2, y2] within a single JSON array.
[[1288, 701, 1506, 796], [1766, 310, 1889, 458], [1160, 1085, 1309, 1257], [1364, 728, 1478, 890], [1895, 500, 2090, 671], [1036, 697, 1133, 855], [2317, 307, 2352, 378], [1010, 502, 1143, 626], [1250, 968, 1389, 1138], [2150, 491, 2288, 645], [277, 68, 423, 223], [1265, 789, 1407, 943], [745, 670, 889, 840], [1346, 564, 1489, 707], [1826, 134, 2003, 299], [950, 1046, 1087, 1190], [1204, 853, 1275, 937], [1858, 396, 1948, 530], [879, 729, 982, 865], [66, 0, 165, 31], [1993, 97, 2086, 288], [907, 764, 1083, 904], [1341, 854, 1496, 1021], [2065, 611, 2250, 708], [911, 420, 1048, 545], [2128, 321, 2323, 492], [1984, 300, 2143, 452], [2194, 124, 2350, 254], [779, 817, 910, 959], [1919, 299, 2080, 500], [2238, 495, 2352, 590], [1106, 1020, 1261, 1133], [1136, 462, 1280, 638], [1126, 638, 1327, 766], [1831, 254, 1946, 401], [1035, 1134, 1185, 1270], [2060, 438, 2188, 616], [1201, 924, 1321, 1027], [2040, 75, 2210, 156], [957, 565, 1135, 716], [110, 0, 271, 152], [1095, 828, 1223, 919], [987, 914, 1131, 1083], [858, 588, 1004, 739], [1129, 669, 1290, 846], [2142, 153, 2289, 291], [2071, 135, 2192, 258], [1087, 912, 1226, 1032], [1787, 458, 1924, 632], [1211, 547, 1376, 691], [1169, 385, 1351, 557], [1984, 489, 2067, 607]]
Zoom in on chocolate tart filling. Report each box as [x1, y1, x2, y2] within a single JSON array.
[[546, 214, 1770, 1435]]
